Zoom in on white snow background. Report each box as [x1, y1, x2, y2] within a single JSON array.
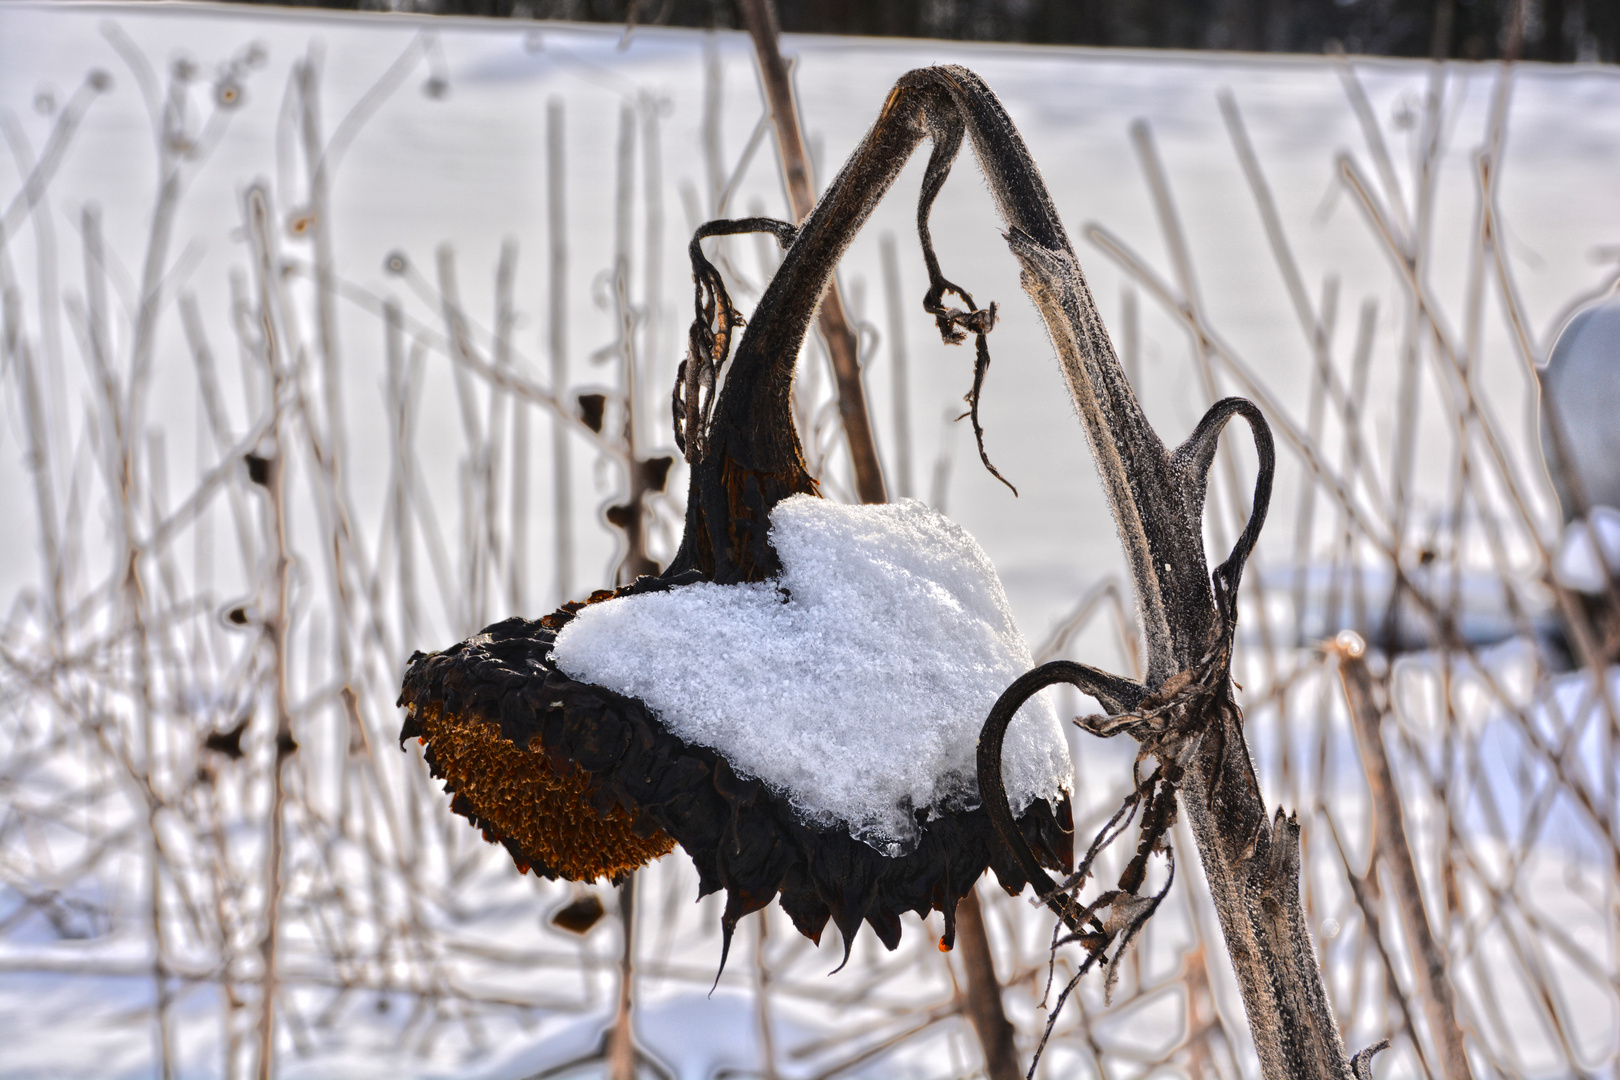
[[1, 3, 1618, 1078]]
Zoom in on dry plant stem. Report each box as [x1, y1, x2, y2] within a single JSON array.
[[753, 912, 778, 1080], [612, 103, 657, 583], [482, 242, 516, 630], [640, 91, 667, 422], [134, 449, 175, 1080], [385, 302, 421, 649], [79, 189, 178, 1079], [1336, 56, 1428, 607], [180, 294, 258, 576], [1335, 642, 1474, 1080], [4, 293, 64, 637], [496, 239, 526, 611], [606, 872, 637, 1080], [546, 97, 575, 606], [1319, 809, 1436, 1080], [738, 0, 886, 505], [245, 184, 294, 1080], [879, 233, 915, 499], [954, 888, 1020, 1080], [128, 336, 175, 1080], [297, 51, 345, 492], [831, 67, 1359, 1077]]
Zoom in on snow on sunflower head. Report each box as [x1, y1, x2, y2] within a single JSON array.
[[398, 66, 1076, 964]]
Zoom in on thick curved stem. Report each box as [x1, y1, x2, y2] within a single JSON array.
[[1171, 397, 1276, 627], [738, 0, 885, 505], [977, 661, 1145, 928], [673, 67, 1353, 1080], [671, 66, 1173, 592]]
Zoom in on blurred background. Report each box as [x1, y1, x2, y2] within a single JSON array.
[[1, 1, 1617, 1078]]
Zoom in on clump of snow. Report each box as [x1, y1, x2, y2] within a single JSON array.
[[1554, 506, 1620, 593], [551, 496, 1072, 855]]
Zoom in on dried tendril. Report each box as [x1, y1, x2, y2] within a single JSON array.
[[673, 217, 796, 463]]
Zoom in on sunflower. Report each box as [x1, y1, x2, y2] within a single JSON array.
[[399, 66, 1079, 964]]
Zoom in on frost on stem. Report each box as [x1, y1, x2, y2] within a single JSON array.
[[917, 65, 1359, 1080]]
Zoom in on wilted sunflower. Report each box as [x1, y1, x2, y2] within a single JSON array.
[[399, 66, 1078, 964]]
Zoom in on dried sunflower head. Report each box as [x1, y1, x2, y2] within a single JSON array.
[[400, 516, 1075, 962], [399, 66, 1079, 965]]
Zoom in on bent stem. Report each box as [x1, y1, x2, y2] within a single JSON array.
[[606, 872, 636, 1080], [671, 64, 1358, 1080], [737, 0, 886, 505], [854, 70, 1357, 1080]]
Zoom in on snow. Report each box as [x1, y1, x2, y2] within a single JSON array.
[[552, 495, 1072, 854], [1543, 296, 1620, 517], [1554, 505, 1620, 593]]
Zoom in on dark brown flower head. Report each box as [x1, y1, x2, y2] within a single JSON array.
[[400, 66, 1082, 966], [400, 600, 1073, 963]]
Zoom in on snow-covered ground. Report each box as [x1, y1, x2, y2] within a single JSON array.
[[2, 3, 1618, 1078]]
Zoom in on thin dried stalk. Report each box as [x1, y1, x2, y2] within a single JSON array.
[[3, 289, 64, 639], [605, 873, 637, 1080], [296, 48, 345, 492], [243, 183, 295, 1080], [737, 0, 886, 505], [878, 233, 914, 500], [610, 103, 657, 583], [754, 910, 779, 1080], [1335, 637, 1473, 1080], [953, 887, 1019, 1080], [0, 70, 109, 256], [496, 239, 526, 613], [546, 97, 575, 606]]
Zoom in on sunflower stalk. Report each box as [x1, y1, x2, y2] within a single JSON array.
[[658, 61, 1362, 1076], [889, 72, 1363, 1079], [656, 61, 1361, 1076], [738, 0, 886, 505]]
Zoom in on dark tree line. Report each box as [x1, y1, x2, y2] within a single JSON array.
[[234, 0, 1616, 63]]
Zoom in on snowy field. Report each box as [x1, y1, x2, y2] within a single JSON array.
[[1, 3, 1618, 1078]]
